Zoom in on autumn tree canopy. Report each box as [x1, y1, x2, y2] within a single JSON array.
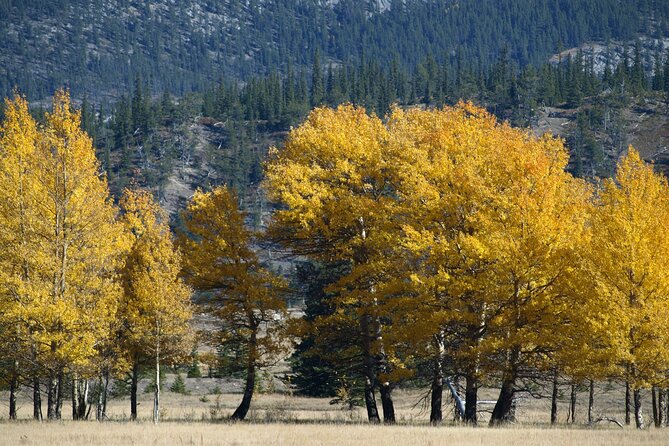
[[179, 186, 288, 421]]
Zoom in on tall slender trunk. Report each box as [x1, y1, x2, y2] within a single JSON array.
[[653, 386, 659, 427], [430, 330, 446, 425], [550, 370, 559, 425], [130, 360, 139, 421], [97, 371, 109, 421], [97, 375, 104, 421], [464, 372, 478, 425], [588, 380, 594, 425], [430, 331, 445, 424], [55, 372, 63, 420], [634, 388, 644, 429], [47, 373, 58, 420], [659, 388, 666, 427], [230, 329, 257, 421], [361, 314, 380, 423], [665, 389, 669, 427], [153, 335, 161, 424], [625, 381, 632, 425], [379, 383, 395, 424], [72, 376, 77, 420], [429, 372, 443, 425], [568, 384, 576, 424], [490, 348, 519, 426], [33, 376, 42, 420], [353, 221, 380, 423], [373, 303, 395, 424], [9, 361, 18, 420]]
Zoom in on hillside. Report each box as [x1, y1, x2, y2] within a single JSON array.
[[1, 0, 668, 101]]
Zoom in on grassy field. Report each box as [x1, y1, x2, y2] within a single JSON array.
[[1, 422, 667, 446], [0, 378, 663, 445]]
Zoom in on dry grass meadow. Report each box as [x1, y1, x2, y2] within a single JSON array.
[[0, 378, 667, 445]]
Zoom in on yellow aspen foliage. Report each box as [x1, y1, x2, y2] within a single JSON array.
[[32, 90, 126, 369], [179, 186, 287, 421], [0, 95, 40, 334], [266, 103, 593, 425], [0, 95, 42, 414], [0, 91, 127, 419], [119, 188, 193, 423], [381, 104, 593, 424], [589, 148, 669, 390], [265, 105, 407, 423]]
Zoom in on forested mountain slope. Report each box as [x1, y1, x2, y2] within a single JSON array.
[[1, 0, 668, 101]]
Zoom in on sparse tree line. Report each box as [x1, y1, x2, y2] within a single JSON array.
[[0, 91, 287, 423], [265, 103, 669, 428]]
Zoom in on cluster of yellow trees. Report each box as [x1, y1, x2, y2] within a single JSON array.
[[265, 103, 669, 427], [2, 92, 667, 428], [0, 92, 286, 423]]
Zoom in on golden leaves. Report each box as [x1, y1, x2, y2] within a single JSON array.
[[0, 90, 126, 374], [118, 188, 193, 363]]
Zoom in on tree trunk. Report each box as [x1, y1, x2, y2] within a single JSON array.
[[153, 337, 160, 424], [634, 388, 644, 429], [363, 378, 380, 423], [490, 348, 518, 426], [429, 372, 443, 425], [429, 333, 445, 425], [71, 376, 77, 420], [361, 314, 380, 423], [72, 377, 89, 420], [625, 380, 632, 426], [490, 377, 515, 425], [230, 331, 257, 421], [97, 372, 109, 421], [550, 371, 558, 425], [659, 388, 666, 427], [568, 384, 576, 424], [464, 372, 478, 425], [55, 372, 63, 420], [379, 382, 396, 424], [653, 386, 659, 428], [373, 308, 395, 424], [446, 378, 465, 421], [130, 360, 139, 421], [97, 375, 104, 421], [588, 380, 594, 425], [47, 373, 59, 420], [9, 362, 18, 420], [33, 376, 42, 420], [666, 389, 669, 427]]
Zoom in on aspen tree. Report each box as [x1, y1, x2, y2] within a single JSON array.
[[118, 188, 193, 424], [0, 94, 42, 419], [589, 148, 669, 429], [385, 104, 592, 425], [265, 106, 405, 423], [31, 90, 126, 420]]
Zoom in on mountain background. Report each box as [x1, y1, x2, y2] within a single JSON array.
[[2, 0, 669, 219], [2, 0, 668, 101]]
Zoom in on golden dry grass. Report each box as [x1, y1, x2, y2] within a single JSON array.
[[0, 421, 666, 446], [0, 382, 661, 445]]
